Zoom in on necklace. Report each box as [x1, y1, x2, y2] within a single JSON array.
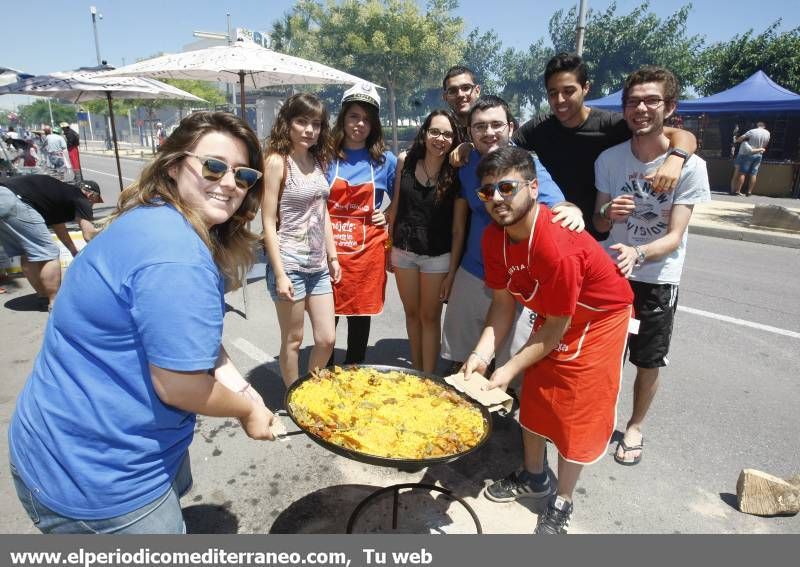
[[420, 160, 440, 187]]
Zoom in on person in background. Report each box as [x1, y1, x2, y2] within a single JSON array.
[[466, 146, 633, 535], [262, 93, 340, 386], [43, 126, 69, 178], [0, 175, 101, 311], [386, 110, 465, 373], [442, 65, 481, 139], [326, 83, 397, 366], [9, 111, 276, 534], [61, 122, 82, 181], [594, 66, 710, 466], [730, 121, 770, 196]]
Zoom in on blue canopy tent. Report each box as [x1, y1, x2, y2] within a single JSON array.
[[584, 89, 622, 112], [677, 71, 800, 114]]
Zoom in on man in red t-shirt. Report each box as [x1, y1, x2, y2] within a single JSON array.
[[462, 147, 633, 535]]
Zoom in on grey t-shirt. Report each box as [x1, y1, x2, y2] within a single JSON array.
[[739, 127, 770, 155], [595, 141, 710, 285]]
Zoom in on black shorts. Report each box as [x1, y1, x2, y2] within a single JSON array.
[[628, 281, 679, 369]]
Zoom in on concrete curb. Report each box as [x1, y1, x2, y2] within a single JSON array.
[[689, 224, 800, 249]]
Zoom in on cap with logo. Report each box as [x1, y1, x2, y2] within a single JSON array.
[[341, 82, 380, 110], [59, 122, 70, 128], [79, 180, 104, 203]]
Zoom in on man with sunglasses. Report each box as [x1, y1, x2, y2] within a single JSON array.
[[442, 65, 481, 138], [441, 96, 583, 377], [464, 146, 633, 534], [593, 66, 709, 468]]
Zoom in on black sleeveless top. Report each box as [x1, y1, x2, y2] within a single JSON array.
[[392, 165, 458, 257]]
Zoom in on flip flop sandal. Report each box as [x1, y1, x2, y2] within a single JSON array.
[[614, 437, 644, 466]]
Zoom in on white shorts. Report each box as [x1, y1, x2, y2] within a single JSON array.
[[391, 248, 451, 274], [441, 266, 536, 365]]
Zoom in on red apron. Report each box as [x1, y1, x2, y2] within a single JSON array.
[[68, 147, 81, 171], [504, 211, 631, 464], [328, 161, 388, 316]]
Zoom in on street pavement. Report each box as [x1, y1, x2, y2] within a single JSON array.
[[0, 153, 798, 534]]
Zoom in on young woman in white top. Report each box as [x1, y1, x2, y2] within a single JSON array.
[[262, 94, 341, 386]]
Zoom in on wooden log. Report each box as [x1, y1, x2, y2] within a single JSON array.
[[736, 469, 800, 516]]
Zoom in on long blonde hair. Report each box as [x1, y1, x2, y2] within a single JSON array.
[[105, 111, 264, 289]]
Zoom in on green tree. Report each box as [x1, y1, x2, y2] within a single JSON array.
[[462, 27, 505, 96], [160, 79, 225, 116], [17, 100, 77, 128], [698, 21, 800, 95], [500, 40, 554, 117], [271, 0, 465, 152], [548, 1, 704, 97]]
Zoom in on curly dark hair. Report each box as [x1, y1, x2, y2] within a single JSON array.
[[332, 101, 387, 164], [403, 110, 463, 203], [265, 93, 333, 170]]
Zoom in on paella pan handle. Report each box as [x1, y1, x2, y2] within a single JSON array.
[[272, 409, 305, 441]]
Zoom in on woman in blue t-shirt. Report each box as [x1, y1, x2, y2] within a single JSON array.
[[9, 112, 277, 533], [326, 84, 397, 365]]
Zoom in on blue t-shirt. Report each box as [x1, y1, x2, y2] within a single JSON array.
[[326, 147, 397, 207], [459, 148, 565, 279], [9, 205, 225, 519]]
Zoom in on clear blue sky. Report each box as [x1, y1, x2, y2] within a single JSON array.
[[2, 0, 796, 109]]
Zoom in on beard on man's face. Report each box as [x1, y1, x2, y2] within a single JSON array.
[[489, 192, 535, 227]]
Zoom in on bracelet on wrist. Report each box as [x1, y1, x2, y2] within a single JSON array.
[[328, 256, 339, 263], [600, 201, 612, 221], [470, 351, 492, 366]]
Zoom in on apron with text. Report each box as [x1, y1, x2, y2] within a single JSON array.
[[503, 215, 631, 464], [328, 160, 388, 316]]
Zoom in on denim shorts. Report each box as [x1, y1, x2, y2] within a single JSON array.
[[391, 248, 451, 274], [0, 187, 60, 262], [734, 153, 763, 175], [266, 263, 332, 301], [10, 452, 193, 534]]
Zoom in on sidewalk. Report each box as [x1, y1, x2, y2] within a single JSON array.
[[689, 192, 800, 248]]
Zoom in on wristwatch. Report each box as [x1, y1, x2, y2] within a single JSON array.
[[633, 245, 646, 267], [667, 148, 689, 161]]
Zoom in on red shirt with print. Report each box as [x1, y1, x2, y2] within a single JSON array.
[[483, 204, 632, 316]]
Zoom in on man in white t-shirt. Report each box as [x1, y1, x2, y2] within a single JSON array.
[[593, 66, 710, 467], [731, 121, 770, 196]]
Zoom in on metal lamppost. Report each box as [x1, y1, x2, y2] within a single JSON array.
[[576, 0, 588, 56], [90, 6, 103, 65]]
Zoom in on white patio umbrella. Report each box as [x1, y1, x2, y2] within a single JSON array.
[[99, 39, 377, 118], [0, 66, 205, 190], [0, 67, 34, 87]]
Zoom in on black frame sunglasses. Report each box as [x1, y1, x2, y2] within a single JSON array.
[[185, 153, 263, 190], [476, 179, 532, 202]]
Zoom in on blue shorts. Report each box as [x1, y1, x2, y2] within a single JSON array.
[[0, 187, 60, 262], [735, 153, 763, 175], [391, 248, 451, 274], [11, 452, 192, 534], [266, 263, 332, 301]]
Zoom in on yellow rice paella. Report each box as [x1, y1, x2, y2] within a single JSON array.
[[287, 367, 487, 459]]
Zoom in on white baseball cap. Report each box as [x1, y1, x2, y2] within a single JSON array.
[[341, 82, 380, 110]]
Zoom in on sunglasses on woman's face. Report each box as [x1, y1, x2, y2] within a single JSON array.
[[476, 179, 531, 202], [185, 153, 263, 190]]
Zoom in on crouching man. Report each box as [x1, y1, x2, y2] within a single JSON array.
[[463, 147, 633, 534]]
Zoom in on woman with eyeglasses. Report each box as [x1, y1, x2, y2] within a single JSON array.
[[262, 93, 340, 386], [385, 110, 467, 373], [9, 111, 277, 533], [325, 84, 397, 366]]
